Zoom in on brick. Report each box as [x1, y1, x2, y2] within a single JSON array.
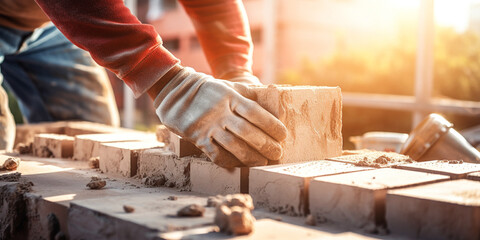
[[156, 124, 170, 143], [62, 121, 127, 136], [137, 148, 191, 189], [14, 122, 65, 147], [98, 141, 164, 177], [386, 179, 480, 240], [467, 171, 480, 181], [33, 134, 74, 158], [251, 85, 342, 164], [309, 168, 449, 231], [190, 159, 248, 195], [395, 160, 480, 179], [73, 132, 158, 161], [168, 132, 203, 158], [249, 160, 372, 216], [328, 150, 413, 168]]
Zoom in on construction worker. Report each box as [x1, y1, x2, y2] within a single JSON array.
[[0, 0, 287, 168]]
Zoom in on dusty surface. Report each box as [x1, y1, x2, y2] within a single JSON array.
[[396, 160, 480, 179], [386, 179, 480, 239], [309, 168, 449, 231], [3, 155, 404, 240], [177, 204, 206, 217], [251, 85, 343, 164], [249, 160, 372, 216], [190, 158, 242, 195], [137, 148, 191, 189], [33, 134, 74, 159], [328, 151, 413, 168], [86, 177, 106, 189]]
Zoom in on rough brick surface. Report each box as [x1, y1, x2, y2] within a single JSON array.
[[251, 85, 342, 164], [328, 150, 413, 168], [99, 141, 164, 177], [73, 133, 158, 161], [14, 122, 65, 147], [168, 132, 203, 158], [190, 159, 248, 195], [249, 160, 372, 216], [386, 179, 480, 240], [309, 168, 449, 231], [33, 134, 74, 158], [395, 160, 480, 179], [137, 148, 191, 189]]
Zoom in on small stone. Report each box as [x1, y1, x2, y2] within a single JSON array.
[[305, 214, 316, 226], [224, 194, 254, 210], [123, 205, 135, 213], [143, 175, 166, 187], [87, 176, 106, 190], [228, 206, 255, 235], [177, 204, 205, 217], [167, 196, 178, 201], [214, 204, 232, 232], [207, 195, 225, 207], [88, 157, 100, 169], [2, 157, 20, 170]]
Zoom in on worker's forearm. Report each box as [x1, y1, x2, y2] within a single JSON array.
[[35, 0, 179, 97], [179, 0, 254, 79]]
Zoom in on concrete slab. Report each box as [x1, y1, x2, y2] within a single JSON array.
[[33, 134, 74, 158], [251, 85, 343, 164], [137, 148, 191, 189], [395, 160, 480, 179], [249, 160, 372, 216], [190, 159, 248, 195], [73, 132, 158, 161], [99, 141, 164, 177], [328, 151, 413, 168], [309, 168, 449, 232], [386, 179, 480, 240]]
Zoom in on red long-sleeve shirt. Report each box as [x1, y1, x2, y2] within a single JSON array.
[[31, 0, 253, 97]]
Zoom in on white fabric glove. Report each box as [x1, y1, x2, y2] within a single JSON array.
[[154, 67, 287, 168]]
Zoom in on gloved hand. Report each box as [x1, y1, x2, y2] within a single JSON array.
[[154, 66, 287, 168]]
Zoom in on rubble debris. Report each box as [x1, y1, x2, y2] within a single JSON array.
[[355, 154, 414, 168], [123, 205, 135, 213], [0, 172, 21, 182], [213, 194, 256, 235], [2, 157, 20, 170], [167, 196, 178, 201], [16, 142, 33, 154], [17, 181, 34, 193], [207, 195, 225, 207], [142, 175, 166, 187], [228, 206, 255, 235], [177, 204, 205, 217], [86, 176, 106, 190], [305, 214, 316, 226], [88, 157, 100, 169], [441, 160, 464, 164]]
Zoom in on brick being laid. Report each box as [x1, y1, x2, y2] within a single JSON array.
[[309, 168, 449, 232], [190, 158, 248, 195], [73, 132, 158, 161], [250, 85, 343, 164], [386, 179, 480, 240], [168, 132, 203, 158], [98, 141, 164, 177], [137, 148, 192, 189], [395, 160, 480, 179], [33, 133, 74, 158], [249, 160, 373, 216]]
